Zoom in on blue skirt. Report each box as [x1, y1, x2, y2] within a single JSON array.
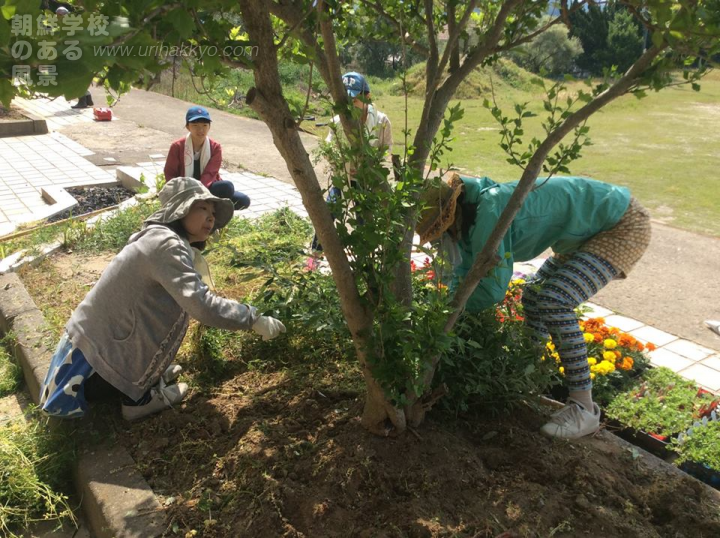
[[40, 333, 94, 418]]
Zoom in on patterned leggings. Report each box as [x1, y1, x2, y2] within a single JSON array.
[[521, 252, 618, 392]]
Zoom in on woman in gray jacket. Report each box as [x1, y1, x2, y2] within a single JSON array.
[[40, 177, 285, 421]]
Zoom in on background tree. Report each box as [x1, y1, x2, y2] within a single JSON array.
[[508, 17, 584, 76], [569, 2, 645, 75], [2, 0, 718, 436], [607, 9, 645, 72]]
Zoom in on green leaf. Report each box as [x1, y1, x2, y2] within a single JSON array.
[[167, 9, 195, 39], [1, 5, 16, 19], [651, 30, 665, 48], [0, 13, 8, 47], [691, 82, 701, 92]]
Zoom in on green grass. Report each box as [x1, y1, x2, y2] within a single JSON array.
[[0, 334, 21, 398], [0, 413, 77, 536]]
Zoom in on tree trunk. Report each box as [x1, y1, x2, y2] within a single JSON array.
[[241, 0, 411, 433]]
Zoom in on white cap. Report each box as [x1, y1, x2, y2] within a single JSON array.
[[55, 6, 70, 15]]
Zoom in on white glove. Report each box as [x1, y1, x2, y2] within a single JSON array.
[[252, 315, 286, 341]]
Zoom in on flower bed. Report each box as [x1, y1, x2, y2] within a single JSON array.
[[495, 277, 720, 482]]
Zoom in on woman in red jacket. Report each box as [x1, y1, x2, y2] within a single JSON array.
[[164, 106, 251, 210]]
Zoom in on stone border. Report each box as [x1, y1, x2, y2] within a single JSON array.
[[0, 272, 165, 538], [0, 110, 48, 138]]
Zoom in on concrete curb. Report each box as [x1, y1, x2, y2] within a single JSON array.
[[0, 110, 48, 138], [0, 272, 165, 538]]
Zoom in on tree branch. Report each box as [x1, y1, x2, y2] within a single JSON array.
[[437, 0, 478, 77], [357, 0, 429, 57]]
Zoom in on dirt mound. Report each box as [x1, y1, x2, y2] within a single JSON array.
[[117, 370, 720, 538], [387, 59, 540, 99]]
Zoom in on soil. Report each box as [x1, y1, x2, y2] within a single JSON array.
[[0, 105, 28, 122], [47, 185, 136, 222], [112, 372, 720, 538], [16, 251, 720, 538]]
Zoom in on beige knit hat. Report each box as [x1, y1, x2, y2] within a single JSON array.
[[415, 173, 464, 244], [144, 177, 234, 232]]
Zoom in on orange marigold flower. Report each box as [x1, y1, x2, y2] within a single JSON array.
[[614, 350, 623, 359], [593, 333, 603, 343], [618, 334, 634, 347], [620, 357, 634, 371], [646, 342, 657, 351]]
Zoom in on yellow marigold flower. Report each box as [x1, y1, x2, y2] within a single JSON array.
[[590, 372, 596, 380], [546, 341, 556, 351], [552, 352, 561, 363], [603, 351, 617, 362], [559, 366, 565, 375], [583, 333, 595, 344], [511, 278, 526, 286], [587, 357, 597, 366], [600, 360, 616, 374], [603, 339, 618, 349]]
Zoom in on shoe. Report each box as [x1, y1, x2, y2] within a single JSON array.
[[121, 382, 188, 421], [86, 94, 94, 107], [162, 363, 183, 384], [71, 96, 88, 109], [540, 398, 600, 439], [706, 320, 720, 337]]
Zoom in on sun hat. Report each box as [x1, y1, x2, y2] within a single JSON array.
[[342, 72, 370, 98], [415, 173, 465, 245], [186, 106, 211, 123], [144, 177, 234, 232]]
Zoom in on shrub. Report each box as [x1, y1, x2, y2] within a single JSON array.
[[433, 278, 558, 417]]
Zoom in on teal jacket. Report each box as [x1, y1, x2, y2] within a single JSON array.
[[454, 176, 631, 312]]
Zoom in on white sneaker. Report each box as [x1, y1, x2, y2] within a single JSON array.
[[540, 399, 600, 439], [121, 382, 188, 421], [162, 363, 183, 384], [706, 320, 720, 337]]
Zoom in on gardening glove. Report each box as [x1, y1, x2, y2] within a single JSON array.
[[252, 315, 286, 341]]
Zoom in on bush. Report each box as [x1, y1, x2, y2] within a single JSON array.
[[508, 21, 583, 77], [435, 308, 558, 417]]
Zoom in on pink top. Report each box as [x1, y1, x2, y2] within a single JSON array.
[[164, 137, 222, 188]]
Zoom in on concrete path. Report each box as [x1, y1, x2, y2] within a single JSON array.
[[5, 91, 720, 393]]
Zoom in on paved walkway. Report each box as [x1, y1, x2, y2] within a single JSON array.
[[0, 131, 115, 236], [2, 95, 719, 395]]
